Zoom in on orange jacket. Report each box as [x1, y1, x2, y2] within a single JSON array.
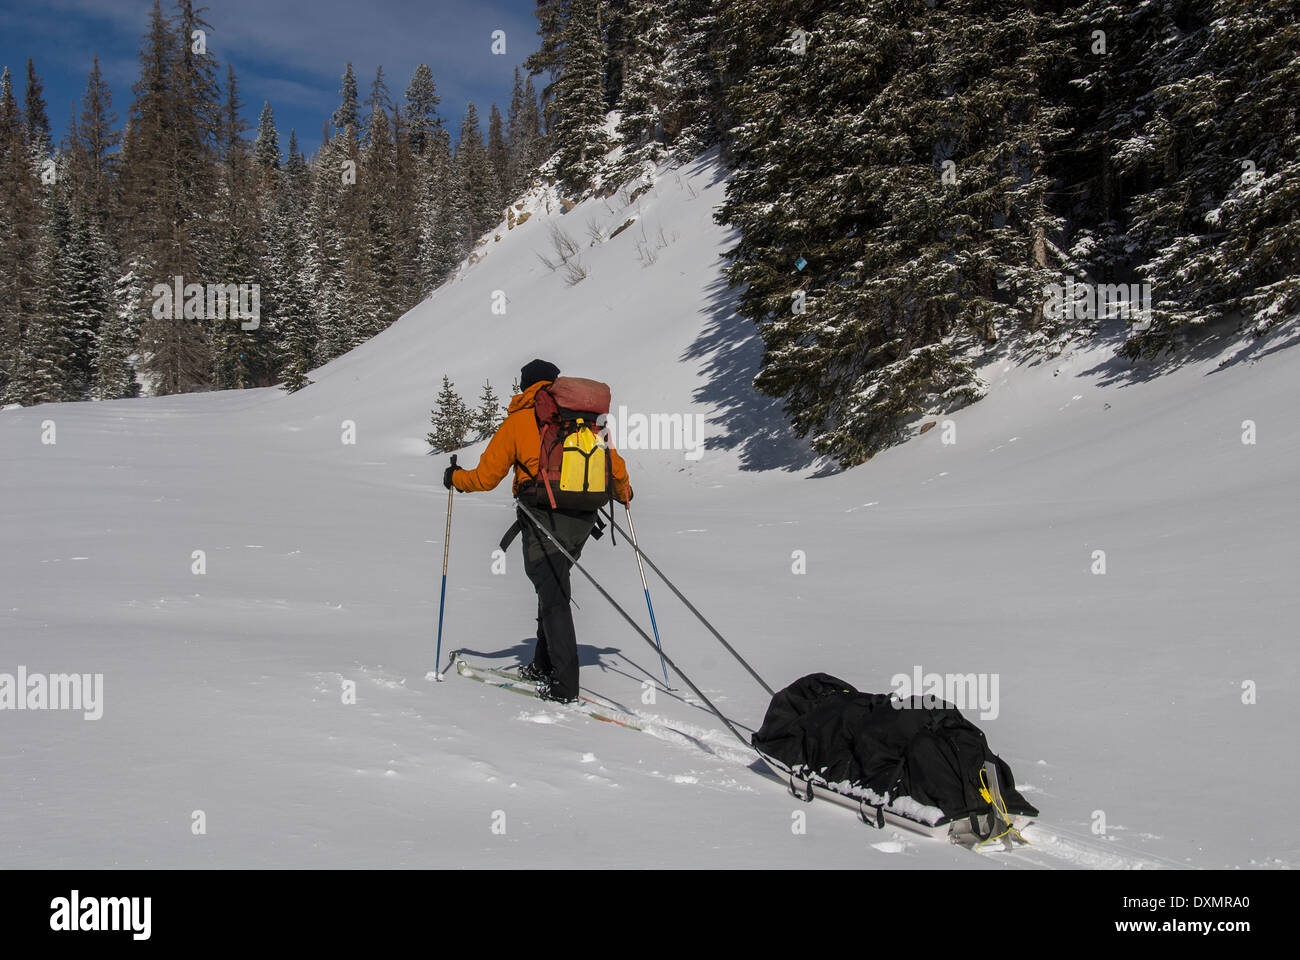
[[451, 380, 633, 503]]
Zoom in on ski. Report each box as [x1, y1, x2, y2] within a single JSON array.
[[450, 652, 645, 730]]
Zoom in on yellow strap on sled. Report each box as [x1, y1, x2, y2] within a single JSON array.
[[974, 767, 1028, 850]]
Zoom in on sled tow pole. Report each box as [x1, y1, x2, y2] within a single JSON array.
[[517, 502, 752, 749], [600, 510, 773, 697]]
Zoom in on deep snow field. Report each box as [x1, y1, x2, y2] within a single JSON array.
[[2, 155, 1297, 869]]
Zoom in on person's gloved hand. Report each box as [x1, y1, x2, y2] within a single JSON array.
[[443, 464, 457, 490]]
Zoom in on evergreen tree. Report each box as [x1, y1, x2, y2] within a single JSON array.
[[524, 0, 571, 133], [405, 63, 442, 157], [253, 100, 280, 179], [613, 0, 722, 185], [549, 0, 610, 193], [524, 74, 543, 152], [427, 374, 472, 450], [270, 129, 315, 391], [1102, 0, 1300, 356], [333, 62, 361, 138], [8, 185, 76, 404], [662, 0, 722, 160], [125, 0, 220, 394], [70, 55, 120, 249], [363, 66, 393, 148], [390, 95, 423, 307], [416, 126, 463, 293], [472, 379, 505, 438], [0, 66, 43, 399], [716, 0, 1068, 465], [612, 1, 673, 184], [93, 265, 146, 400], [304, 133, 352, 361], [486, 103, 511, 209], [24, 58, 52, 161], [507, 67, 543, 192], [361, 101, 401, 337], [211, 64, 268, 390], [62, 203, 111, 394], [456, 103, 498, 236]]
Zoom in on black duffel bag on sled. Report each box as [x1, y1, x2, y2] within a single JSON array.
[[751, 673, 1039, 846]]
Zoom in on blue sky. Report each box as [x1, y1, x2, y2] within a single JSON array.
[[0, 0, 541, 156]]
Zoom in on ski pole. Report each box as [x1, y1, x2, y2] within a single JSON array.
[[434, 454, 457, 681], [517, 502, 753, 749], [624, 505, 671, 690], [601, 512, 773, 697]]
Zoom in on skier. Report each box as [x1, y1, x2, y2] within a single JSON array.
[[443, 359, 633, 703]]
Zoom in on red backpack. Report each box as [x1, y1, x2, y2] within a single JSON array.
[[530, 377, 613, 511]]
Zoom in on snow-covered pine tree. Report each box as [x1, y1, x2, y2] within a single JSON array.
[[69, 55, 120, 265], [210, 64, 269, 391], [548, 0, 610, 194], [662, 0, 722, 161], [472, 379, 505, 439], [524, 0, 570, 135], [716, 0, 1068, 465], [334, 119, 371, 355], [611, 0, 673, 186], [427, 375, 472, 451], [1105, 0, 1300, 356], [253, 100, 281, 185], [405, 64, 442, 158], [62, 202, 111, 395], [126, 0, 219, 394], [507, 67, 543, 194], [456, 103, 500, 239], [333, 62, 361, 140], [390, 92, 424, 312], [612, 0, 722, 186], [416, 126, 463, 294], [92, 264, 145, 400], [487, 104, 511, 213], [0, 65, 43, 399], [362, 66, 393, 150], [305, 133, 352, 362], [8, 183, 76, 404], [361, 99, 401, 338], [268, 129, 316, 389], [24, 58, 52, 164], [172, 0, 223, 279]]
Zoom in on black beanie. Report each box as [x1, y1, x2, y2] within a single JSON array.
[[520, 358, 560, 389]]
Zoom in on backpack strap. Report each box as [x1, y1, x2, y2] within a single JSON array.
[[513, 456, 558, 509], [528, 390, 561, 509], [539, 463, 559, 510], [499, 518, 523, 552]]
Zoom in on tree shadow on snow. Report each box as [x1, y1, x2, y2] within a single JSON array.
[[683, 271, 831, 474], [1076, 315, 1300, 388]]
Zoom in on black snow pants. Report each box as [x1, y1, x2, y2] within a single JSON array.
[[519, 505, 597, 699]]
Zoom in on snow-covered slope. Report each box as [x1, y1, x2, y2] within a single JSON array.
[[2, 154, 1296, 869]]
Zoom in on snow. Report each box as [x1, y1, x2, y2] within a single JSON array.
[[2, 151, 1298, 869]]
